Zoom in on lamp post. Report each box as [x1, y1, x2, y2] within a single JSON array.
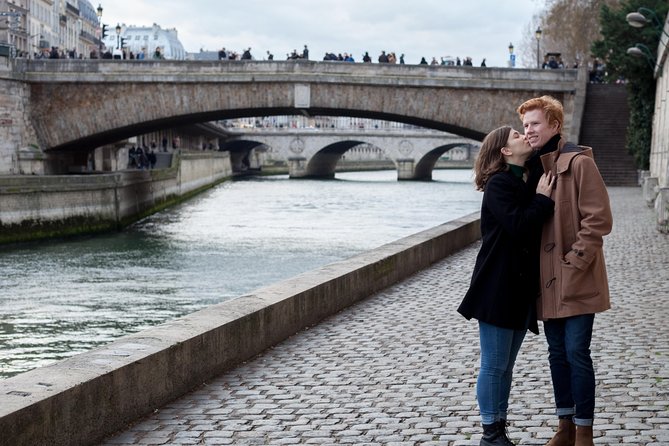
[[115, 23, 121, 50], [535, 26, 543, 69], [626, 44, 656, 70], [626, 7, 669, 38], [508, 42, 515, 68], [626, 7, 668, 74], [96, 4, 103, 56]]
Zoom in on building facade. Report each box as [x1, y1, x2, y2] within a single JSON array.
[[0, 0, 29, 57], [101, 23, 185, 60], [647, 13, 669, 232], [0, 0, 102, 58], [2, 0, 184, 59]]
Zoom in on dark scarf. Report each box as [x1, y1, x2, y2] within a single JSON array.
[[526, 134, 561, 191], [508, 163, 526, 180]]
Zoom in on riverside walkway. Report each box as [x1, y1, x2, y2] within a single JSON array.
[[100, 187, 669, 446]]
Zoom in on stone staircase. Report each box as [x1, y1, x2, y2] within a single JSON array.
[[578, 83, 638, 186]]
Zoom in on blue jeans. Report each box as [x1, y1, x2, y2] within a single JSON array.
[[543, 314, 595, 426], [477, 321, 526, 425]]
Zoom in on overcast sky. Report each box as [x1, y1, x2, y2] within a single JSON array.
[[99, 0, 543, 67]]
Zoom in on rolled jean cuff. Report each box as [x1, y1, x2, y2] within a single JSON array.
[[573, 417, 593, 427], [480, 415, 498, 425], [556, 407, 575, 417]]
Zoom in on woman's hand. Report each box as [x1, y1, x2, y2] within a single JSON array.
[[536, 172, 555, 197]]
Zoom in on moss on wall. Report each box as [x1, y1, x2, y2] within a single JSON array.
[[0, 173, 232, 246]]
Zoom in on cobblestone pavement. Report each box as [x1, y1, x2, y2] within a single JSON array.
[[100, 187, 669, 446]]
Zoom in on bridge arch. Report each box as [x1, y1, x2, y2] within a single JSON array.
[[413, 143, 478, 181], [221, 129, 477, 180], [15, 60, 587, 154], [220, 139, 269, 172], [302, 140, 367, 179]]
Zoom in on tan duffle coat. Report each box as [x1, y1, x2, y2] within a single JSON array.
[[537, 141, 613, 320]]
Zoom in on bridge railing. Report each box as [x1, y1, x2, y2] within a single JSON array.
[[10, 59, 581, 92], [223, 126, 450, 135]]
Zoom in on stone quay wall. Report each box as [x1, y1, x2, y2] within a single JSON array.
[[0, 151, 232, 244], [0, 58, 39, 175], [645, 15, 669, 233], [0, 211, 480, 446]]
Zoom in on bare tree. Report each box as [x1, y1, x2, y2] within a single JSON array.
[[516, 0, 620, 69], [517, 19, 544, 68]]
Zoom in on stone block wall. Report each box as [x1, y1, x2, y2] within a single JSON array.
[[647, 16, 669, 232], [0, 151, 232, 244], [0, 60, 40, 175], [0, 211, 480, 446]]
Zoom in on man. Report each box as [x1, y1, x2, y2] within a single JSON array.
[[518, 95, 612, 446]]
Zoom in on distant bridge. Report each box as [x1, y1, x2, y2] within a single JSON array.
[[1, 59, 587, 175], [223, 127, 478, 180]]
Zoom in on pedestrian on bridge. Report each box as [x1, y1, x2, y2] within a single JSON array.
[[458, 125, 555, 446]]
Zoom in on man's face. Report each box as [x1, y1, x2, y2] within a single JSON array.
[[522, 108, 560, 150]]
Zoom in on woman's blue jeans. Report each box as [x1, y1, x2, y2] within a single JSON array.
[[477, 321, 526, 425], [543, 314, 595, 426]]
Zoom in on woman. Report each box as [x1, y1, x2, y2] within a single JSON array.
[[458, 126, 555, 446]]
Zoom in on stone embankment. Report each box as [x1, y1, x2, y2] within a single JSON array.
[[0, 151, 232, 244], [0, 211, 480, 446]]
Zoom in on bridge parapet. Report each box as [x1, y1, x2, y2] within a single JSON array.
[[13, 59, 580, 92], [1, 59, 587, 175]]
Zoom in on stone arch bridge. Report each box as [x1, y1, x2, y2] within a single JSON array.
[[222, 128, 478, 180], [1, 59, 587, 176]]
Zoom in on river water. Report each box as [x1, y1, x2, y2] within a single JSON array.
[[0, 169, 481, 379]]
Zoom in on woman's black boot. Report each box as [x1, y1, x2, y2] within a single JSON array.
[[480, 421, 515, 446]]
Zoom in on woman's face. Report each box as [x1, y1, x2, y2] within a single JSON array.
[[505, 128, 533, 160]]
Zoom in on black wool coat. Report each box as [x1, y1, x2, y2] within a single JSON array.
[[458, 170, 554, 334]]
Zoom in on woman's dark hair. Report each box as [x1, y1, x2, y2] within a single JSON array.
[[473, 126, 512, 191]]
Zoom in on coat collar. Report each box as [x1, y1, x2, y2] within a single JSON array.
[[540, 139, 593, 174]]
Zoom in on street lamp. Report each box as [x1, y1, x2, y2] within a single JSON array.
[[535, 26, 543, 69], [96, 4, 103, 56], [508, 42, 515, 68], [626, 7, 668, 36], [627, 43, 657, 71], [625, 7, 668, 74], [115, 23, 121, 50]]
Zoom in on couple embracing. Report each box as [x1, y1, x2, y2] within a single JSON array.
[[458, 95, 612, 446]]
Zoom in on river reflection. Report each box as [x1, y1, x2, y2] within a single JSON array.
[[0, 169, 481, 378]]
